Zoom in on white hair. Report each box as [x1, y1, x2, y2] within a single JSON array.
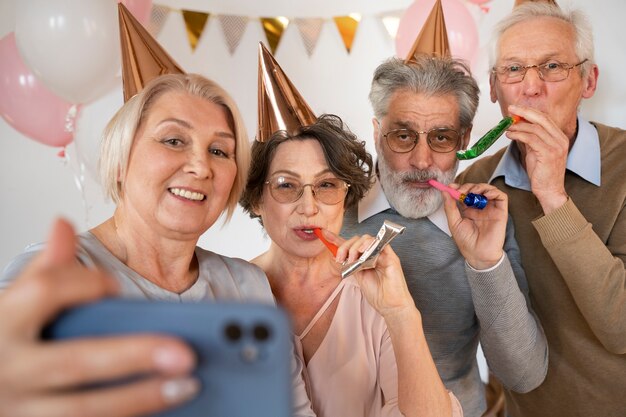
[[490, 2, 595, 76]]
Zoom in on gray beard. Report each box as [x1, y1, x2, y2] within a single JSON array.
[[377, 154, 458, 219]]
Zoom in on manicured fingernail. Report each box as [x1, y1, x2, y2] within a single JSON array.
[[161, 377, 200, 405], [153, 346, 194, 372]]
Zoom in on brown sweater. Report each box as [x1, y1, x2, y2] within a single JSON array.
[[457, 122, 626, 417]]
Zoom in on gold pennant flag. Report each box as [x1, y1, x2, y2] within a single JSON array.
[[260, 17, 289, 54], [404, 0, 450, 63], [333, 14, 361, 53], [218, 15, 249, 55], [118, 3, 185, 102], [294, 18, 324, 57], [257, 42, 316, 142], [181, 10, 210, 51]]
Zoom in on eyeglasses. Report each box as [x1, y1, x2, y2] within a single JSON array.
[[492, 59, 588, 84], [381, 127, 462, 154], [265, 176, 350, 205]]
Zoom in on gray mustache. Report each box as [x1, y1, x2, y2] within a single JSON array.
[[400, 170, 437, 182]]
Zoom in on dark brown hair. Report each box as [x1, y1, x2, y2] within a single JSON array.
[[240, 114, 373, 219]]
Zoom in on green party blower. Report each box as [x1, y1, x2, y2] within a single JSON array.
[[456, 115, 522, 160]]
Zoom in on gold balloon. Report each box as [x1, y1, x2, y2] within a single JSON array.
[[404, 0, 451, 63], [118, 3, 184, 102], [257, 42, 316, 142]]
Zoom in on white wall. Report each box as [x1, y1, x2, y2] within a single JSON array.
[[1, 0, 625, 269]]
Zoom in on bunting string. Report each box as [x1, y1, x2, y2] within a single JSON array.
[[147, 4, 409, 56]]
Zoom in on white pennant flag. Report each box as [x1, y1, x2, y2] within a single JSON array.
[[218, 15, 249, 55], [147, 5, 171, 37], [380, 10, 403, 40], [294, 18, 324, 57]]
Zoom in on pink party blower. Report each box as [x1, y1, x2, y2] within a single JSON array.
[[427, 179, 487, 209]]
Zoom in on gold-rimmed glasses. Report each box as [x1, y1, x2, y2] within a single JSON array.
[[492, 59, 588, 84]]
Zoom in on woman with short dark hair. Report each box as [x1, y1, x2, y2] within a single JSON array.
[[241, 114, 462, 417]]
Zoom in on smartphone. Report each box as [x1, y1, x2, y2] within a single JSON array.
[[43, 299, 292, 417]]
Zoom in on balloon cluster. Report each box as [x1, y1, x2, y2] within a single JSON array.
[[0, 0, 152, 147]]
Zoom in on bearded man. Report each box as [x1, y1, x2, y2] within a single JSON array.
[[341, 55, 548, 417]]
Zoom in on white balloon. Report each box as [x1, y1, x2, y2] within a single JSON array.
[[74, 81, 124, 182], [14, 0, 121, 104]]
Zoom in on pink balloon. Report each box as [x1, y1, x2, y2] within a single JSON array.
[[467, 0, 491, 4], [118, 0, 153, 25], [396, 0, 479, 65], [0, 33, 75, 147]]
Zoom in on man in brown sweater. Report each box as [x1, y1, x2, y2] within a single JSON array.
[[458, 3, 626, 417]]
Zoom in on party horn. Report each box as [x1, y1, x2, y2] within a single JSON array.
[[313, 228, 338, 256], [341, 221, 405, 279], [456, 115, 522, 160], [428, 179, 487, 209]]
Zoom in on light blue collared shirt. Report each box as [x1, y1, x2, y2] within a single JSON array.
[[488, 117, 601, 190], [357, 176, 452, 237]]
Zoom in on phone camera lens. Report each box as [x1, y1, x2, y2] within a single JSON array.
[[224, 322, 242, 342], [253, 323, 272, 341]]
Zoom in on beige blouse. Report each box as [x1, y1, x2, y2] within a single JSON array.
[[294, 276, 463, 417]]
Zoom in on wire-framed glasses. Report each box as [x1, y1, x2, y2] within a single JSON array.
[[492, 59, 588, 84], [382, 127, 462, 154], [265, 176, 350, 205]]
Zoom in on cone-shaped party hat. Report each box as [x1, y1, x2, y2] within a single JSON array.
[[118, 3, 185, 102], [404, 0, 451, 63], [257, 42, 316, 142]]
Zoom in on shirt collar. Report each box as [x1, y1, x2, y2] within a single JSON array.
[[489, 116, 601, 190], [357, 176, 452, 237]]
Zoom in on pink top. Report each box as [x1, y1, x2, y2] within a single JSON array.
[[294, 276, 463, 417]]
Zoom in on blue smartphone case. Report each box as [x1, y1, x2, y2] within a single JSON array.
[[43, 299, 292, 417]]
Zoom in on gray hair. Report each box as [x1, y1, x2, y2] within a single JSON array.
[[99, 73, 249, 221], [491, 2, 595, 76], [369, 56, 479, 131]]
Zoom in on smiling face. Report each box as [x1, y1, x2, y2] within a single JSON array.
[[491, 16, 597, 140], [254, 139, 346, 259], [119, 91, 237, 240], [374, 90, 469, 218]]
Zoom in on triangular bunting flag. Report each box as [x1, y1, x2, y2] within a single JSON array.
[[260, 17, 290, 54], [181, 9, 210, 51], [333, 14, 361, 53], [294, 18, 324, 57], [218, 15, 249, 55], [380, 11, 402, 40], [147, 4, 170, 37]]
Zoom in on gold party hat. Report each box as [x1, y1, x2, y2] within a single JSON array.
[[257, 42, 316, 142], [118, 3, 184, 102], [404, 0, 451, 63]]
